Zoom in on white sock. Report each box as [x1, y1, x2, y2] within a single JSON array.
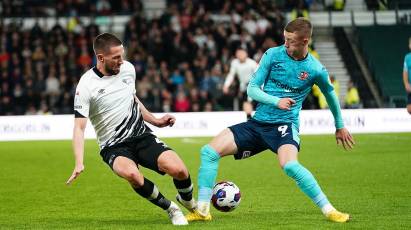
[[197, 201, 210, 216], [321, 203, 336, 215]]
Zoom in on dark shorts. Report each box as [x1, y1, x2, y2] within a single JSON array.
[[228, 119, 300, 160], [100, 133, 172, 175], [408, 93, 411, 105]]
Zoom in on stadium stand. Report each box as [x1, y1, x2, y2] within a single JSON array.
[[1, 0, 411, 115], [333, 27, 378, 108], [356, 25, 411, 107]]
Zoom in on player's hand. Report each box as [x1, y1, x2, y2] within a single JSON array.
[[66, 164, 84, 185], [223, 86, 229, 94], [157, 114, 176, 127], [335, 128, 355, 150], [277, 98, 296, 110], [405, 84, 411, 93]]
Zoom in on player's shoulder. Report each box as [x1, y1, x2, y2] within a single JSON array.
[[231, 58, 240, 65], [75, 68, 97, 95], [78, 68, 96, 87], [406, 52, 411, 60], [306, 54, 328, 78], [265, 45, 283, 56], [259, 46, 282, 64], [121, 60, 135, 71], [308, 54, 326, 71]]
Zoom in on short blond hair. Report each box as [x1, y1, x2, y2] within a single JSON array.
[[285, 17, 312, 39]]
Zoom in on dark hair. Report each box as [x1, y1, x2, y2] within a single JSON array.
[[93, 33, 122, 55], [284, 17, 312, 39]]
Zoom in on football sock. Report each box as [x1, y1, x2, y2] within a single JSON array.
[[198, 144, 221, 202], [133, 177, 171, 210], [173, 175, 193, 201], [283, 161, 332, 213]]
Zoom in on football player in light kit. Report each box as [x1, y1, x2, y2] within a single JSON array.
[[66, 33, 195, 225], [222, 48, 258, 118], [187, 18, 355, 223], [403, 37, 411, 114]]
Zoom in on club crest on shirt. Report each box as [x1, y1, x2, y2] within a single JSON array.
[[299, 71, 309, 80], [122, 78, 133, 85]]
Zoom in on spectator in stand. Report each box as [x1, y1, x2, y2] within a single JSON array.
[[290, 0, 310, 20], [331, 75, 340, 97], [1, 0, 295, 115], [77, 45, 93, 67], [313, 75, 340, 109], [174, 90, 191, 112], [333, 0, 345, 11], [345, 81, 361, 109]]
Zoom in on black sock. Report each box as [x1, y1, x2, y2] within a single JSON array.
[[133, 177, 171, 210], [173, 175, 193, 201]]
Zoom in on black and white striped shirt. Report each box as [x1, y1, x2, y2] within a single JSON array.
[[74, 61, 149, 149]]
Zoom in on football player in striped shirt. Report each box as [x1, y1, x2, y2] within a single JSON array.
[[67, 33, 195, 225]]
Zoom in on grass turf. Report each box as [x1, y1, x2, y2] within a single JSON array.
[[0, 133, 410, 229]]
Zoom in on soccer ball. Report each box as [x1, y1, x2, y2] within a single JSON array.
[[211, 181, 241, 212]]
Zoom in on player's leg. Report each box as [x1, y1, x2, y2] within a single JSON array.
[[278, 144, 349, 223], [407, 94, 411, 114], [157, 150, 196, 212], [113, 156, 187, 225], [186, 128, 238, 221]]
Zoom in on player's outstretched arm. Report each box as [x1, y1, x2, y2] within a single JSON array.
[[134, 95, 175, 127], [66, 118, 87, 185], [322, 91, 355, 150], [316, 71, 345, 129], [335, 128, 355, 150], [223, 62, 236, 94]]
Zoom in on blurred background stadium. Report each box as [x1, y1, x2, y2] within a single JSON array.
[[1, 1, 411, 229], [1, 0, 411, 116]]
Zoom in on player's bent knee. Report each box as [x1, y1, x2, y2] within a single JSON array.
[[120, 170, 144, 186], [200, 145, 220, 162], [168, 166, 188, 180], [283, 161, 299, 178], [407, 106, 411, 114]]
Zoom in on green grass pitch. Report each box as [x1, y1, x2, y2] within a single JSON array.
[[0, 133, 410, 229]]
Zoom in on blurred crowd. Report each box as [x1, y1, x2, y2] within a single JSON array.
[[0, 0, 356, 115], [0, 0, 143, 17]]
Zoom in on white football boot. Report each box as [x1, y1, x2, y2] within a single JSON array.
[[166, 201, 188, 225]]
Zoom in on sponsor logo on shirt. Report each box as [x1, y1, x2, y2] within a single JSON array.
[[271, 79, 302, 94]]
